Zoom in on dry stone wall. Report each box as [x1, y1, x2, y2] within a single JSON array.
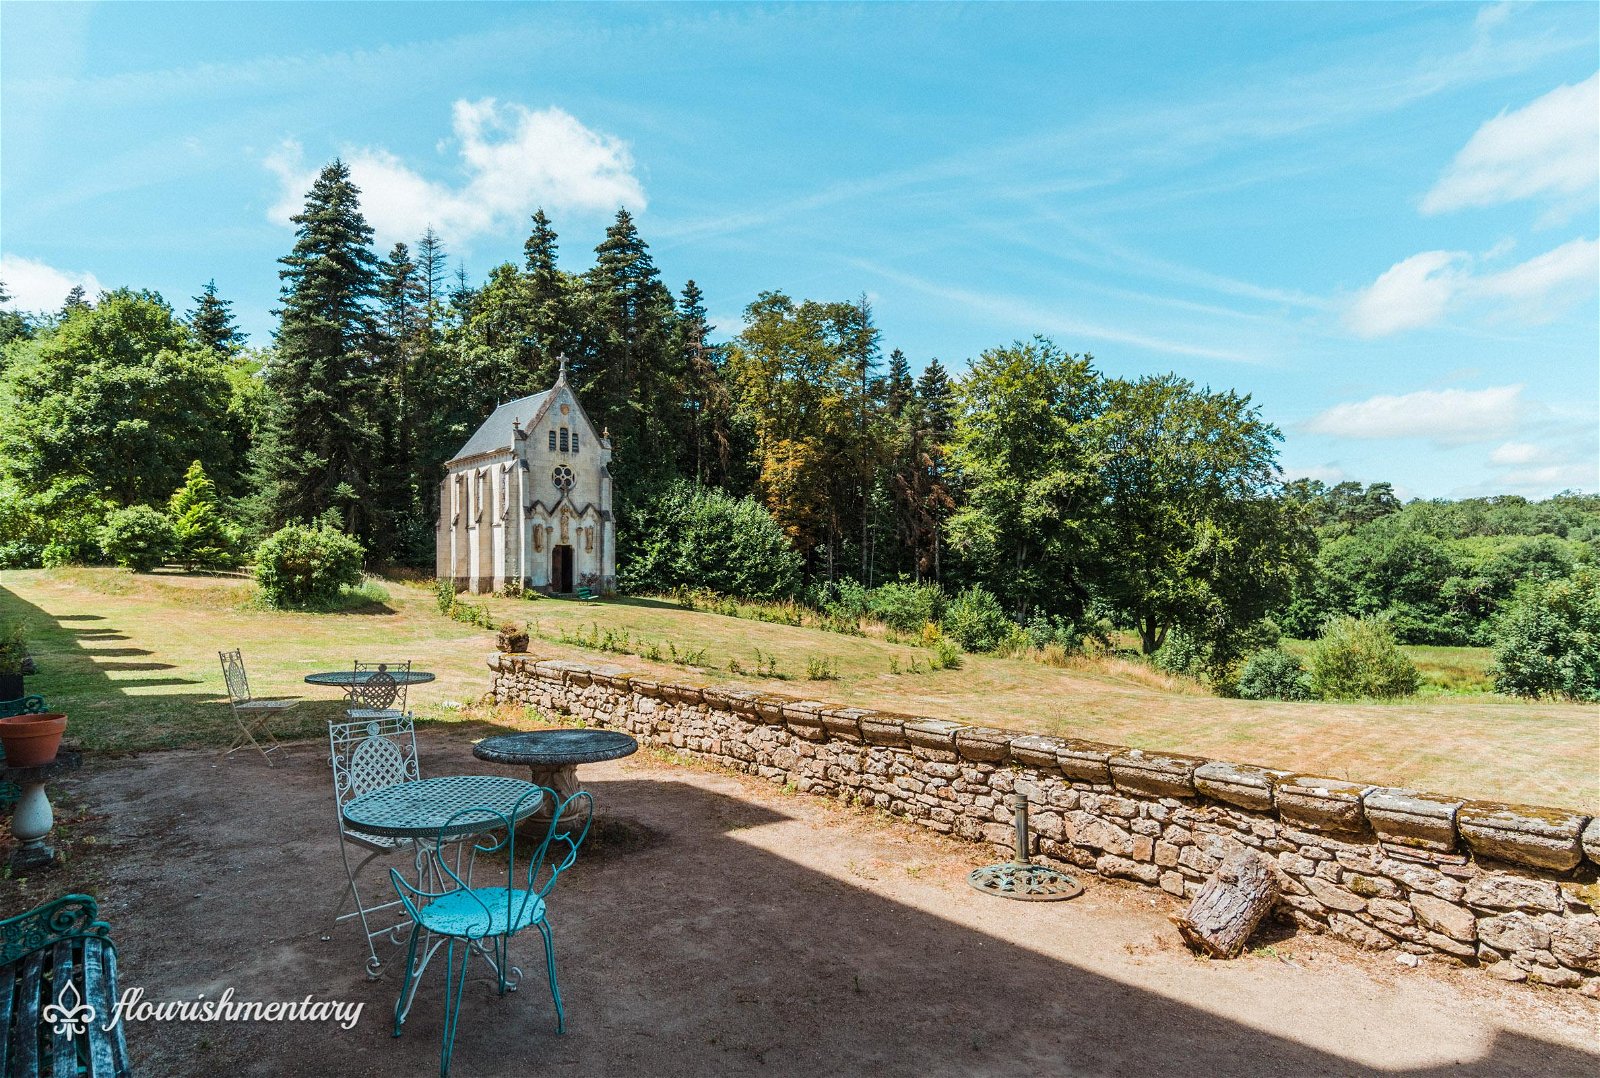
[[490, 654, 1600, 993]]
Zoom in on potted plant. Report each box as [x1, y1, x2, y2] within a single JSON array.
[[0, 621, 36, 701], [0, 712, 67, 767], [496, 621, 530, 654]]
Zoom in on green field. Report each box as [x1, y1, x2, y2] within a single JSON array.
[[1, 568, 1594, 811]]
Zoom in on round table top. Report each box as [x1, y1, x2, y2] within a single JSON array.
[[474, 729, 639, 767], [341, 776, 543, 839], [305, 669, 436, 687]]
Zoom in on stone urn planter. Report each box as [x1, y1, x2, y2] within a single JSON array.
[[0, 712, 67, 767], [497, 624, 530, 654]]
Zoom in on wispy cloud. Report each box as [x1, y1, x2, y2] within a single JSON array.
[[856, 260, 1262, 365], [1305, 385, 1525, 445], [266, 99, 645, 250], [0, 253, 102, 313], [1344, 237, 1597, 337], [1421, 72, 1599, 218]]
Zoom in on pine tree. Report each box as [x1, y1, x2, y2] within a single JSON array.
[[189, 280, 245, 355], [886, 349, 913, 418], [676, 280, 734, 487], [891, 359, 956, 581], [0, 278, 33, 348], [585, 208, 682, 496], [168, 459, 236, 569], [59, 286, 90, 319], [519, 208, 580, 386], [255, 159, 382, 544]]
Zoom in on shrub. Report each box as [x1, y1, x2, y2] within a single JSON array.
[[168, 460, 239, 570], [98, 505, 177, 572], [1236, 647, 1313, 701], [433, 576, 459, 615], [0, 621, 36, 677], [929, 637, 963, 670], [253, 523, 365, 608], [619, 481, 802, 600], [1152, 628, 1206, 679], [1491, 567, 1600, 702], [942, 585, 1012, 652], [1309, 615, 1419, 699], [868, 581, 945, 633]]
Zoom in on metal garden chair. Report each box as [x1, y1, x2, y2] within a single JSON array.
[[346, 660, 412, 721], [328, 714, 423, 975], [390, 787, 594, 1078], [218, 649, 299, 765]]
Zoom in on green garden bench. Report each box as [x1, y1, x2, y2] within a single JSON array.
[[0, 894, 132, 1077], [575, 586, 596, 600]]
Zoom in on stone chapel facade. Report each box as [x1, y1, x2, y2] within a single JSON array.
[[436, 364, 615, 595]]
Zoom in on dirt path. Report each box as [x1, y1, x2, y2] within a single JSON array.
[[13, 732, 1598, 1077]]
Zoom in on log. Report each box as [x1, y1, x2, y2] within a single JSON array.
[[1172, 848, 1280, 959]]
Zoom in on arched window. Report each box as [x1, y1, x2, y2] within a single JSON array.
[[571, 430, 580, 453], [559, 428, 569, 452], [548, 429, 556, 451]]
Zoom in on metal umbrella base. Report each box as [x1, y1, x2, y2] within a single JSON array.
[[968, 793, 1084, 902]]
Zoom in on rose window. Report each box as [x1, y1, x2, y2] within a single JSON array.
[[551, 465, 575, 492]]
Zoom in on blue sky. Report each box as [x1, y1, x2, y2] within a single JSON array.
[[3, 2, 1596, 499]]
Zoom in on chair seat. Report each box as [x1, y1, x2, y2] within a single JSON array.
[[346, 707, 404, 721], [344, 828, 411, 852], [238, 698, 299, 711], [417, 887, 545, 938]]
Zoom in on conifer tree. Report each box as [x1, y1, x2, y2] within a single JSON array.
[[189, 280, 245, 355], [886, 349, 913, 418], [168, 459, 236, 569], [255, 159, 382, 545], [676, 280, 735, 487], [59, 286, 90, 319], [585, 208, 682, 495], [521, 208, 583, 381]]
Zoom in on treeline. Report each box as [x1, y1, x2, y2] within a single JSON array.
[[1280, 481, 1598, 646], [1, 159, 1595, 689]]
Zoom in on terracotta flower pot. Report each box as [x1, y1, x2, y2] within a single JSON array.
[[0, 712, 67, 767]]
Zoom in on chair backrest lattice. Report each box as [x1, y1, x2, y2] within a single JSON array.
[[329, 714, 420, 812], [219, 649, 252, 705], [350, 660, 411, 713], [392, 788, 594, 941]]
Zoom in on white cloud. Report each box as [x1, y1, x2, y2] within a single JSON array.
[[1305, 385, 1525, 446], [267, 99, 646, 249], [1344, 250, 1468, 337], [0, 253, 102, 313], [1421, 72, 1599, 216], [1489, 441, 1543, 466], [1474, 236, 1599, 317], [1345, 237, 1598, 336]]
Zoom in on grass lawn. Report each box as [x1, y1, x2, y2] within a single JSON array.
[[2, 567, 1594, 811]]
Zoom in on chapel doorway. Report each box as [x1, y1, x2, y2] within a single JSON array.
[[551, 545, 574, 594]]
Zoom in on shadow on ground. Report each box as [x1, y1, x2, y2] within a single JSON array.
[[26, 735, 1600, 1078]]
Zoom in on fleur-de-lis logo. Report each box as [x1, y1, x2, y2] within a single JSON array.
[[42, 978, 96, 1040]]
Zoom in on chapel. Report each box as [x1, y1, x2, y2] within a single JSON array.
[[435, 361, 615, 595]]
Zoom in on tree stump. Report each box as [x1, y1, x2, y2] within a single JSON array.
[[1173, 848, 1280, 958]]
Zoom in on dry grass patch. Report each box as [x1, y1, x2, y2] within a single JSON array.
[[1, 568, 1594, 810]]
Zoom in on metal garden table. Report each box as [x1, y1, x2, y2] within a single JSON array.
[[473, 729, 637, 824], [304, 669, 436, 690], [341, 775, 544, 1015]]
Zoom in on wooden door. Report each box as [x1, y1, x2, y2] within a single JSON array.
[[552, 545, 574, 593]]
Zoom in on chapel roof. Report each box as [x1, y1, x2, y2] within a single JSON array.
[[449, 390, 552, 463]]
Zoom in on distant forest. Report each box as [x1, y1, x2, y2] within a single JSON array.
[[2, 159, 1595, 663]]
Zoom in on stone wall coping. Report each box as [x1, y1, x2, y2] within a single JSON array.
[[496, 656, 1598, 873]]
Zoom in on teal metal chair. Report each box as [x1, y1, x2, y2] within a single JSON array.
[[389, 787, 594, 1078]]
